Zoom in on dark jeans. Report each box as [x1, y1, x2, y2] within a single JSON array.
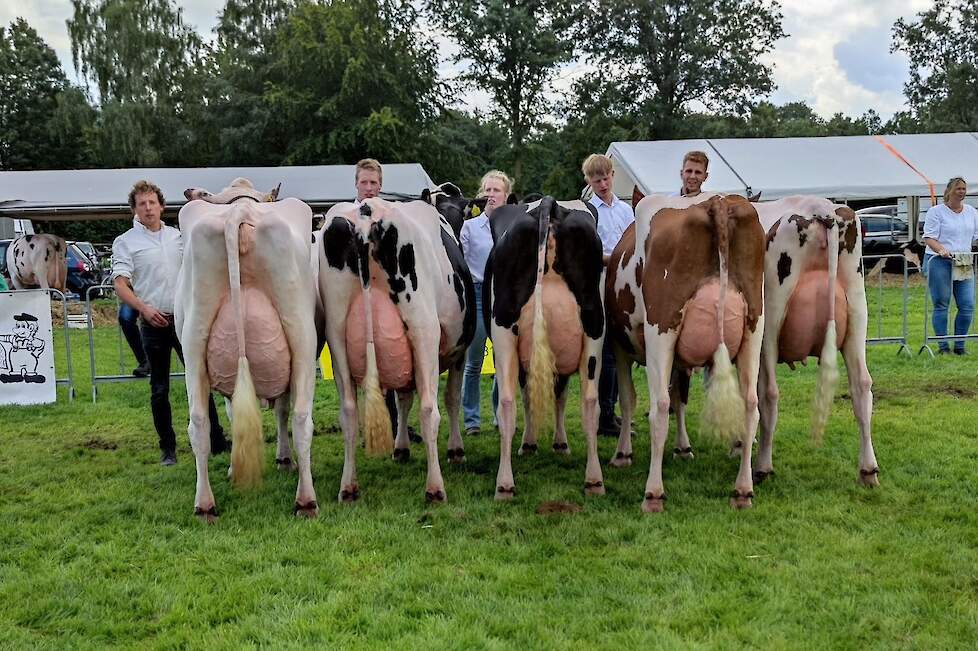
[[598, 332, 618, 424], [139, 319, 224, 452], [118, 303, 147, 365]]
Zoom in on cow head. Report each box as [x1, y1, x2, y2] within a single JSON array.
[[184, 178, 281, 204], [632, 185, 645, 209]]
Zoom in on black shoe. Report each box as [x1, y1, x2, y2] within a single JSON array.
[[598, 419, 619, 437], [160, 449, 177, 466], [407, 425, 422, 444], [133, 362, 150, 377], [954, 348, 968, 356], [211, 436, 232, 455], [938, 348, 952, 355]]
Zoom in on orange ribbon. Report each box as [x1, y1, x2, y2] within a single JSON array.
[[875, 136, 937, 204]]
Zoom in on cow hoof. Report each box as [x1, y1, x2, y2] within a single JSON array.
[[294, 500, 319, 518], [447, 448, 465, 464], [519, 442, 538, 456], [610, 451, 633, 468], [339, 486, 360, 503], [393, 448, 410, 463], [495, 485, 516, 501], [425, 489, 446, 504], [673, 446, 694, 460], [642, 492, 666, 514], [584, 480, 605, 496], [276, 457, 296, 472], [552, 442, 570, 455], [859, 467, 880, 487], [730, 490, 754, 510], [194, 505, 219, 524], [753, 469, 775, 484]]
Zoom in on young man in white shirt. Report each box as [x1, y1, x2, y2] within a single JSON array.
[[112, 180, 229, 465], [674, 150, 710, 197], [583, 154, 635, 436]]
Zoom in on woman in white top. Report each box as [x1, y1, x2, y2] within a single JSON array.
[[459, 170, 511, 435], [922, 177, 978, 354]]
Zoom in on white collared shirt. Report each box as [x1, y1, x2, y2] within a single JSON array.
[[460, 213, 493, 283], [923, 203, 978, 255], [111, 218, 183, 314], [590, 194, 635, 256]]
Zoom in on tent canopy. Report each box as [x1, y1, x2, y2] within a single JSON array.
[[0, 163, 435, 221], [608, 132, 978, 202]]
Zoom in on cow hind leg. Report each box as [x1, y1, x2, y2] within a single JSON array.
[[754, 352, 779, 483], [519, 382, 538, 456], [493, 328, 520, 500], [273, 392, 296, 472], [610, 346, 635, 468], [843, 313, 878, 486], [291, 381, 319, 518], [394, 391, 414, 463], [186, 366, 218, 523], [552, 375, 570, 455], [445, 362, 465, 464], [580, 336, 604, 496], [330, 340, 361, 503], [671, 367, 693, 459], [731, 319, 763, 510], [643, 328, 679, 513]]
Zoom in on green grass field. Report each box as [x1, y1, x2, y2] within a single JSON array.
[[3, 282, 978, 649]]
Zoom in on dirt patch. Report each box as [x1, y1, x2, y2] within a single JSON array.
[[81, 437, 118, 450], [536, 500, 583, 515]]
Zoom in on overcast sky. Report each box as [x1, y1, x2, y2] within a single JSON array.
[[1, 0, 935, 121]]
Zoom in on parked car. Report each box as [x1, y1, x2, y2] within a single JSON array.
[[855, 205, 909, 257], [0, 238, 11, 286], [66, 242, 102, 298]]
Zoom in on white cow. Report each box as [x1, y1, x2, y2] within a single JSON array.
[[5, 234, 68, 292], [175, 186, 319, 521], [318, 198, 475, 504]]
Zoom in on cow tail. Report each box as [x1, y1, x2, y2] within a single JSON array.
[[225, 211, 263, 489], [527, 198, 557, 438], [358, 218, 394, 457], [701, 198, 747, 446], [812, 217, 841, 444]]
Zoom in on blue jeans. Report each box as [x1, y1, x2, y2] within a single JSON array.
[[925, 253, 975, 351], [462, 281, 498, 429]]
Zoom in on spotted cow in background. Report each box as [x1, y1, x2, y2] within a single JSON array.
[[5, 234, 68, 292], [484, 197, 606, 500], [175, 181, 319, 520], [752, 196, 878, 485], [318, 198, 475, 504]]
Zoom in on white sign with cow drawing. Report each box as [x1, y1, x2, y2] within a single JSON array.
[[0, 290, 56, 405]]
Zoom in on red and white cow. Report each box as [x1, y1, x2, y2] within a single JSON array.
[[624, 194, 766, 512], [5, 234, 68, 292], [318, 198, 475, 503], [484, 197, 607, 500], [175, 183, 319, 521], [752, 196, 878, 485]]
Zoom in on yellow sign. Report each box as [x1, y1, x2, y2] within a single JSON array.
[[319, 339, 496, 379]]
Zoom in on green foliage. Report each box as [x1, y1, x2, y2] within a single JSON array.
[[892, 0, 978, 131], [261, 0, 441, 165], [582, 0, 786, 139], [429, 0, 578, 181], [0, 18, 92, 170]]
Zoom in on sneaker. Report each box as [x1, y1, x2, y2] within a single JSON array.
[[133, 362, 151, 377], [465, 426, 481, 436], [160, 449, 177, 466]]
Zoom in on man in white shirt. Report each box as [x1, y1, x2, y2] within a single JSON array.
[[112, 180, 229, 465], [583, 154, 635, 436], [672, 150, 711, 197]]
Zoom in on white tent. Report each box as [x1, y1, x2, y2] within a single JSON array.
[[0, 163, 435, 221], [608, 132, 978, 202]]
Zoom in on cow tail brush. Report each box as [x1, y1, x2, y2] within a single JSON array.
[[812, 216, 841, 444], [701, 197, 747, 447], [528, 197, 557, 438], [356, 205, 394, 457], [224, 208, 263, 489]]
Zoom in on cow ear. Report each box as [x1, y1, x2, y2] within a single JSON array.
[[748, 190, 762, 202], [420, 188, 432, 203], [265, 182, 282, 202], [506, 193, 519, 205], [632, 185, 645, 209]]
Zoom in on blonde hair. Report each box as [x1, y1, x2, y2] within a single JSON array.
[[682, 150, 710, 170], [355, 158, 383, 183], [479, 169, 512, 196], [943, 177, 966, 203], [581, 153, 614, 179]]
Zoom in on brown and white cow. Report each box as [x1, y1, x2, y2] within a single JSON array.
[[484, 197, 607, 500], [175, 182, 319, 521], [629, 194, 766, 512], [5, 234, 68, 292], [752, 196, 878, 485], [318, 198, 475, 503]]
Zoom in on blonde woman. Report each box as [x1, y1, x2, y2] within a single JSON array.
[[459, 170, 511, 434], [923, 177, 978, 354]]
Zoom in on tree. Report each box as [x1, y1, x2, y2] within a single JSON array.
[[429, 0, 578, 184], [262, 0, 441, 165], [68, 0, 207, 166], [582, 0, 785, 139], [892, 0, 978, 131], [0, 18, 93, 170]]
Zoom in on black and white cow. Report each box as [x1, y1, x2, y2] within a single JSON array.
[[484, 197, 606, 499], [318, 198, 475, 503], [5, 234, 68, 292]]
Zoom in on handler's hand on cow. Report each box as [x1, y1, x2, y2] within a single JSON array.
[[141, 306, 169, 327]]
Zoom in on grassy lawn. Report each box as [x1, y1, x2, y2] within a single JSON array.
[[2, 284, 978, 649]]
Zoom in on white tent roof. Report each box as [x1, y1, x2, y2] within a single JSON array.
[[0, 163, 435, 221], [608, 132, 978, 201]]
